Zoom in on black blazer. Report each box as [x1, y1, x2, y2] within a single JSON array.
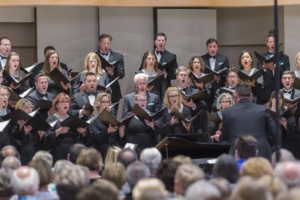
[[220, 98, 276, 160]]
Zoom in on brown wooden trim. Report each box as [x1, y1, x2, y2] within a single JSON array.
[[0, 0, 299, 7]]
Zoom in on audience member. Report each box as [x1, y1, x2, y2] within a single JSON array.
[[240, 157, 273, 179], [259, 175, 287, 199], [140, 147, 162, 176], [274, 161, 300, 189], [67, 143, 86, 164], [1, 156, 21, 170], [0, 167, 15, 199], [271, 148, 295, 167], [105, 146, 122, 167], [185, 180, 221, 200], [209, 177, 232, 199], [117, 148, 138, 169], [102, 162, 126, 191], [32, 150, 53, 167], [132, 178, 167, 200]]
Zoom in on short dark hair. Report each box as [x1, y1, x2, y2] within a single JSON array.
[[235, 81, 251, 98], [0, 37, 10, 45], [44, 46, 55, 55], [206, 38, 218, 46], [84, 72, 97, 81], [35, 72, 48, 82], [68, 143, 86, 164], [117, 148, 138, 168], [99, 34, 112, 42], [155, 32, 167, 41], [235, 135, 258, 159]]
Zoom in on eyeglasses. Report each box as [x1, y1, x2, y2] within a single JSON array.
[[58, 101, 69, 104], [168, 95, 179, 99], [101, 101, 110, 104], [221, 101, 231, 104]]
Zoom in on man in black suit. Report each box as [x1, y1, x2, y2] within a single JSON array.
[[29, 46, 69, 87], [201, 38, 229, 110], [0, 37, 11, 70], [26, 73, 56, 119], [122, 73, 161, 118], [69, 72, 100, 120], [154, 32, 178, 93], [256, 32, 290, 104], [96, 34, 125, 109], [175, 66, 208, 133], [212, 81, 276, 161]]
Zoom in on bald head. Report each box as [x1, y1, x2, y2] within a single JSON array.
[[11, 166, 39, 196], [1, 145, 20, 160], [272, 149, 295, 167], [274, 161, 300, 189]]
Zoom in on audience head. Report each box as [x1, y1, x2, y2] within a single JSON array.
[[271, 148, 295, 167], [212, 154, 240, 183], [209, 177, 231, 199], [0, 167, 14, 198], [0, 145, 20, 161], [172, 155, 192, 165], [276, 187, 300, 200], [216, 92, 234, 111], [53, 159, 73, 175], [259, 175, 287, 199], [230, 176, 272, 200], [67, 143, 86, 164], [140, 147, 162, 176], [156, 159, 180, 193], [0, 37, 11, 57], [55, 165, 89, 200], [234, 135, 258, 160], [76, 147, 103, 172], [11, 166, 39, 196], [133, 178, 167, 200], [32, 150, 53, 167], [117, 148, 138, 168], [174, 163, 205, 195], [134, 73, 148, 93], [1, 156, 21, 170], [206, 38, 219, 57], [102, 162, 126, 190], [185, 180, 221, 200], [28, 159, 54, 188], [76, 179, 119, 200], [241, 157, 273, 179], [126, 161, 151, 189], [105, 146, 122, 167], [274, 161, 300, 189]]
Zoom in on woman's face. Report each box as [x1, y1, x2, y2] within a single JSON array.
[[9, 55, 19, 72], [23, 102, 33, 113], [99, 96, 110, 112], [240, 52, 252, 68], [220, 96, 231, 110], [49, 53, 58, 70], [88, 56, 98, 71], [57, 97, 70, 113], [192, 58, 201, 72], [0, 88, 8, 107], [145, 54, 156, 68], [168, 90, 179, 108], [271, 95, 283, 107], [135, 95, 147, 110]]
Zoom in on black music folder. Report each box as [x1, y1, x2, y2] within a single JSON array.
[[3, 70, 32, 86], [267, 108, 293, 120], [25, 113, 58, 132], [60, 114, 98, 132], [190, 71, 214, 84], [206, 111, 222, 124], [97, 76, 120, 91], [147, 74, 165, 89], [8, 87, 34, 102], [48, 67, 70, 86], [180, 90, 206, 101], [132, 104, 167, 122], [254, 51, 283, 64], [2, 109, 39, 126], [204, 66, 228, 75], [169, 108, 201, 124], [283, 96, 300, 104], [158, 57, 177, 71], [98, 109, 134, 127], [34, 99, 53, 111], [293, 77, 300, 90], [238, 67, 263, 81]]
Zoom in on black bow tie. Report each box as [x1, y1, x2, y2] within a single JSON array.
[[0, 55, 7, 60], [209, 56, 216, 59], [283, 89, 292, 94], [85, 91, 97, 96], [156, 51, 163, 55], [100, 52, 109, 56]]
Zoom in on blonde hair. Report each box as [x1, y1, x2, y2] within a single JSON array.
[[294, 52, 300, 69], [76, 147, 103, 172], [241, 157, 273, 179], [93, 93, 111, 114], [163, 87, 183, 107], [104, 146, 122, 167], [133, 178, 168, 200], [15, 99, 32, 112], [83, 52, 103, 78]]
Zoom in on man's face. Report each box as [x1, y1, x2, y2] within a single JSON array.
[[0, 39, 11, 56], [154, 36, 166, 51], [281, 74, 294, 90], [207, 42, 218, 57], [98, 38, 111, 54], [267, 36, 275, 53], [226, 72, 240, 88], [135, 78, 148, 93], [35, 76, 48, 94], [84, 75, 97, 93], [176, 70, 188, 88]]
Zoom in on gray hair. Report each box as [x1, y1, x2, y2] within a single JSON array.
[[1, 156, 21, 170], [126, 161, 151, 188], [32, 151, 53, 167], [134, 73, 148, 84], [185, 180, 221, 200], [216, 92, 234, 111], [274, 161, 300, 189], [140, 147, 162, 175]]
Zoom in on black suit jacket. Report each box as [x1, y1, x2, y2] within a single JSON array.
[[96, 50, 125, 103], [122, 92, 161, 118], [220, 98, 276, 160], [256, 51, 290, 104]]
